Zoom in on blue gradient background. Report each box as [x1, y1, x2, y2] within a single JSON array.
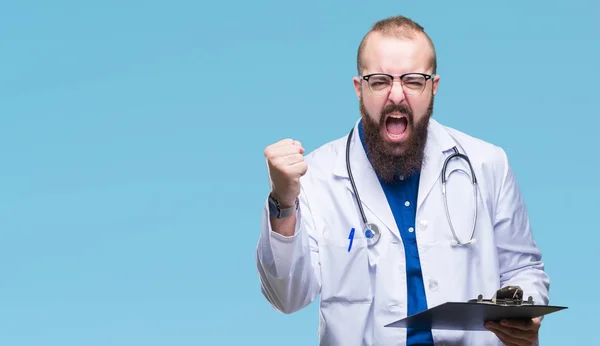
[[1, 1, 597, 345]]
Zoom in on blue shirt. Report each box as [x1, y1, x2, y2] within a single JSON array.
[[358, 121, 434, 345]]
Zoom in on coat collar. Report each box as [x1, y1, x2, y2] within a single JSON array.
[[332, 117, 457, 239]]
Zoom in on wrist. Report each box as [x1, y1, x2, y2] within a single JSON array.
[[268, 193, 298, 218], [269, 191, 297, 208]]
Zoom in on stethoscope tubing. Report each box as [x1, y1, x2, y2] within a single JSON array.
[[345, 126, 479, 247]]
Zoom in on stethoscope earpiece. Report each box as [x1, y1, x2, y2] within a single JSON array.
[[442, 146, 479, 247]]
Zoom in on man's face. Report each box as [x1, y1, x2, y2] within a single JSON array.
[[353, 32, 440, 182]]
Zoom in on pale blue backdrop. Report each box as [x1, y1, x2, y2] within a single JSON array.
[[1, 0, 596, 345]]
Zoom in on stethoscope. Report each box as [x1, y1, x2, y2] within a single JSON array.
[[346, 127, 478, 247]]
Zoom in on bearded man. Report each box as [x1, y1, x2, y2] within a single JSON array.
[[256, 14, 550, 346]]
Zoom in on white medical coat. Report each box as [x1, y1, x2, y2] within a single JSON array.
[[256, 118, 550, 346]]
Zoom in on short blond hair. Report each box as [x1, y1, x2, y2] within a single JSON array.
[[356, 15, 437, 75]]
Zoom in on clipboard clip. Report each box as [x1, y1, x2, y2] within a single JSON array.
[[468, 286, 534, 306]]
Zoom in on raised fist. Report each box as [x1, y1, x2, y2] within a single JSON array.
[[264, 139, 308, 207]]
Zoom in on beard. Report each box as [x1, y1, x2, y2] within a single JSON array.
[[359, 95, 434, 184]]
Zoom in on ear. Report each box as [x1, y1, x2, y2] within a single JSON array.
[[353, 76, 362, 100], [432, 74, 440, 96]]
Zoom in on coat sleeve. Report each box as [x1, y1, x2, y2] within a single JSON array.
[[493, 148, 550, 308], [255, 185, 321, 314]]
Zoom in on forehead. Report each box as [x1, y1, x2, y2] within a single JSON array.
[[361, 32, 433, 75]]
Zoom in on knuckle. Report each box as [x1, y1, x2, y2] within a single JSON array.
[[267, 154, 278, 164], [264, 146, 274, 158]]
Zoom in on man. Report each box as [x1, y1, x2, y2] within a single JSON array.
[[256, 15, 550, 346]]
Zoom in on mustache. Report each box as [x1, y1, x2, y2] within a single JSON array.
[[381, 104, 413, 121]]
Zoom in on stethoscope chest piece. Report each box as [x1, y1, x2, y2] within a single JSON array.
[[364, 223, 381, 246]]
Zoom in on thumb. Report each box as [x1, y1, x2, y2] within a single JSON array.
[[292, 140, 305, 154]]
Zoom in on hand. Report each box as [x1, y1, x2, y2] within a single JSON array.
[[264, 138, 308, 207], [485, 317, 541, 346]]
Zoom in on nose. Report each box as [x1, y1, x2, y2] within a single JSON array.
[[387, 80, 406, 104]]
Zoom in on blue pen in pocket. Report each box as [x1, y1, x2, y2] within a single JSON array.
[[348, 228, 355, 252]]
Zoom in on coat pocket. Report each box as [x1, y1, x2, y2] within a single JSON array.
[[319, 237, 373, 304]]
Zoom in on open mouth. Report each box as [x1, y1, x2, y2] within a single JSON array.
[[385, 114, 408, 140]]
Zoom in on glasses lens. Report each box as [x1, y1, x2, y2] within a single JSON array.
[[401, 74, 426, 94], [368, 75, 392, 93]]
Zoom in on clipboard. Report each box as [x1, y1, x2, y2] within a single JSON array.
[[384, 286, 568, 331]]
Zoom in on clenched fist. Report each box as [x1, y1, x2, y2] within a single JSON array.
[[264, 139, 308, 207]]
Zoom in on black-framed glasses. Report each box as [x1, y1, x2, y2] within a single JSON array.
[[361, 73, 436, 95]]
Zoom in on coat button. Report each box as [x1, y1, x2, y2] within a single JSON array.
[[419, 220, 428, 230], [429, 280, 439, 291]]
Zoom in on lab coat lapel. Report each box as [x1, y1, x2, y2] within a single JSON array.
[[417, 119, 457, 212], [333, 121, 401, 242]]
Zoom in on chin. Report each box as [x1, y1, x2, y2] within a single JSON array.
[[389, 145, 409, 156]]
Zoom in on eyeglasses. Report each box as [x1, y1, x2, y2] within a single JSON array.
[[361, 73, 436, 95]]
